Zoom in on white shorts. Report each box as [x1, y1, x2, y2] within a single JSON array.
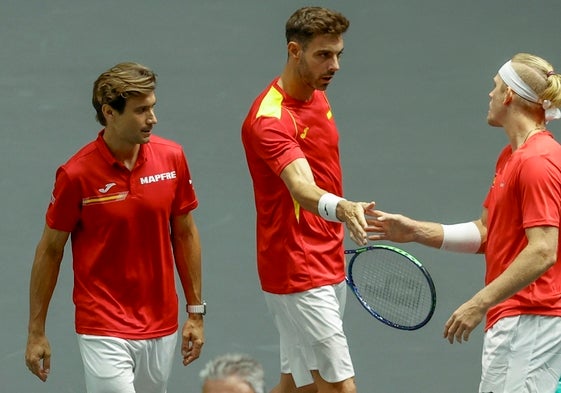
[[77, 332, 177, 393], [480, 315, 561, 393], [264, 281, 355, 387]]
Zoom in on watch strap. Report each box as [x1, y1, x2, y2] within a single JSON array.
[[186, 302, 206, 315]]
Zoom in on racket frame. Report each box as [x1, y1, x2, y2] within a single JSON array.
[[345, 244, 437, 331]]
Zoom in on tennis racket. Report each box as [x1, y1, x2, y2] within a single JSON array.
[[345, 245, 436, 330]]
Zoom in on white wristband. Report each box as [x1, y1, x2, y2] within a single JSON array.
[[440, 222, 481, 253], [318, 193, 345, 222]]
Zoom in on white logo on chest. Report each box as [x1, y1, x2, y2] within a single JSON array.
[[140, 171, 177, 184], [98, 183, 117, 193]]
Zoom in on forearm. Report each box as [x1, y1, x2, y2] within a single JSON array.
[[474, 229, 557, 309], [409, 220, 445, 248], [282, 167, 364, 225], [411, 220, 485, 251], [474, 247, 554, 310], [408, 219, 486, 254], [28, 247, 63, 335], [280, 158, 372, 245], [286, 177, 326, 215], [279, 158, 335, 215], [370, 213, 445, 246], [367, 210, 486, 253], [172, 218, 203, 305]]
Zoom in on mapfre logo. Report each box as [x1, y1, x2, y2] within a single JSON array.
[[140, 171, 177, 185]]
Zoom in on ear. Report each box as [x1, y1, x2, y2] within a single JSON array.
[[503, 87, 514, 105], [102, 104, 115, 122], [287, 41, 301, 60]]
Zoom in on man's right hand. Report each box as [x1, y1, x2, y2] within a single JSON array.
[[365, 209, 418, 243], [338, 200, 375, 246]]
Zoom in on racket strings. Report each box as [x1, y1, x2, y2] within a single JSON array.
[[351, 250, 434, 327]]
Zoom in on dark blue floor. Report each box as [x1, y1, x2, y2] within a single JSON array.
[[2, 1, 561, 392]]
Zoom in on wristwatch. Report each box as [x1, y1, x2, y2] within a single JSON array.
[[186, 301, 206, 315]]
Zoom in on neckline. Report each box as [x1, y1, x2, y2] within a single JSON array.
[[522, 127, 545, 144]]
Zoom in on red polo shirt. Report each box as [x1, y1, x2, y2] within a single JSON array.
[[47, 131, 198, 339], [242, 79, 345, 294]]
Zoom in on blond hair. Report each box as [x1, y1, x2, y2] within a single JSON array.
[[511, 53, 561, 109]]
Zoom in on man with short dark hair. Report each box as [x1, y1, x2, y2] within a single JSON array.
[[25, 62, 205, 393], [242, 7, 373, 393]]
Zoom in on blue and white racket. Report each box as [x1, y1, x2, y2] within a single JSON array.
[[345, 245, 436, 330]]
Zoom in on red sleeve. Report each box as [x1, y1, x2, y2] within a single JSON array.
[[173, 149, 199, 216], [519, 155, 561, 228], [249, 115, 305, 176], [46, 166, 82, 232]]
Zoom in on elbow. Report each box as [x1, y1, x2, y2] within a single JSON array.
[[538, 244, 557, 270], [545, 253, 557, 270], [36, 244, 65, 265]]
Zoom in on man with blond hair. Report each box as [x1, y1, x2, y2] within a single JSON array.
[[367, 53, 561, 392]]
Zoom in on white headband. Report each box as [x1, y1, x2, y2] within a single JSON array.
[[498, 60, 561, 122]]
